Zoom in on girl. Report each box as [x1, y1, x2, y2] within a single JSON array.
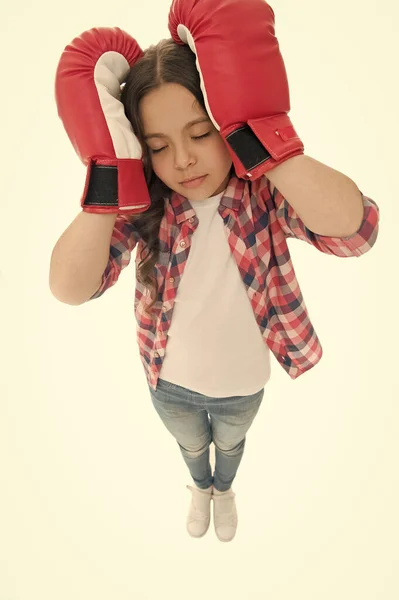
[[119, 38, 264, 543], [51, 32, 378, 544]]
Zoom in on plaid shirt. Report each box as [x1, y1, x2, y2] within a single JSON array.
[[89, 174, 380, 391]]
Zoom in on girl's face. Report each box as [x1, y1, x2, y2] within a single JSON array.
[[140, 83, 233, 200]]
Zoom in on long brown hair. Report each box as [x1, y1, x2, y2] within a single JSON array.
[[121, 38, 224, 316]]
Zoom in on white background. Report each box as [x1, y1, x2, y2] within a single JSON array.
[[1, 1, 397, 599]]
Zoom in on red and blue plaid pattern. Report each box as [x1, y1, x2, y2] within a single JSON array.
[[89, 174, 380, 391]]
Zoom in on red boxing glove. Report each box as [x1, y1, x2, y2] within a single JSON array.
[[55, 27, 151, 214], [168, 0, 304, 180]]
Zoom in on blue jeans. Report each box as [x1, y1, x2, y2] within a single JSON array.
[[149, 378, 264, 492]]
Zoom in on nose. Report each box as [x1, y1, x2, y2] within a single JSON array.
[[174, 142, 197, 170]]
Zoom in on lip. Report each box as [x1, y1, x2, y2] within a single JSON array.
[[180, 175, 208, 188]]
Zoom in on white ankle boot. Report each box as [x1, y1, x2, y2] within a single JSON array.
[[212, 487, 238, 542], [186, 484, 213, 538]]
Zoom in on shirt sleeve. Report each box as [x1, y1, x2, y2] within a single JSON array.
[[272, 184, 380, 257], [88, 215, 140, 300]]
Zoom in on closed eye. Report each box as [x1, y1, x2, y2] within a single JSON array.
[[150, 133, 211, 154]]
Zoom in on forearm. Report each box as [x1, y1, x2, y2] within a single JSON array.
[[265, 154, 364, 237], [49, 211, 118, 305]]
